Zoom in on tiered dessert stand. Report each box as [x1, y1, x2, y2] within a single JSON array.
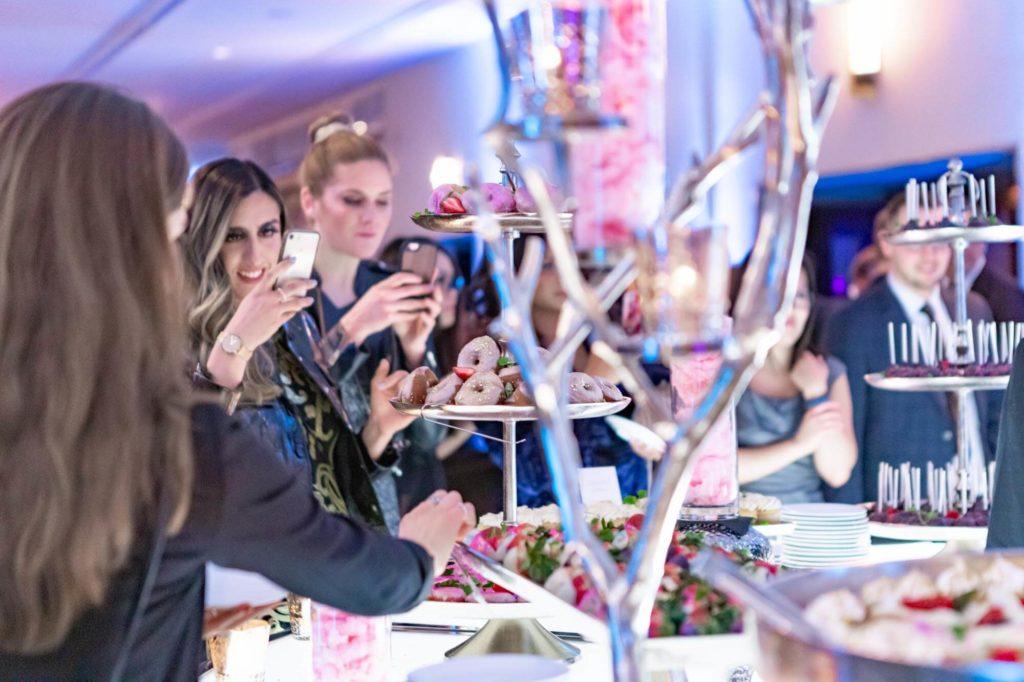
[[866, 159, 1023, 527], [399, 182, 630, 660]]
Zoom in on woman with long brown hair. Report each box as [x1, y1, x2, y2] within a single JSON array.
[[0, 82, 472, 680]]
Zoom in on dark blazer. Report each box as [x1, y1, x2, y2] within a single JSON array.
[[973, 264, 1024, 323], [0, 404, 432, 681], [824, 279, 1003, 503], [988, 341, 1024, 548]]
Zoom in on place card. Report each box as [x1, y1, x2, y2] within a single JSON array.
[[579, 466, 623, 506]]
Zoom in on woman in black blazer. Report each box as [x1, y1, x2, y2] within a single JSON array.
[[0, 82, 472, 681]]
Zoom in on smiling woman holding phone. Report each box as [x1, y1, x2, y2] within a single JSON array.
[[183, 159, 420, 536]]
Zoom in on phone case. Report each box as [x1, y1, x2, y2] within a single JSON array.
[[279, 231, 320, 282]]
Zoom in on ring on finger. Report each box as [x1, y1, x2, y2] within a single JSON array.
[[429, 493, 444, 506]]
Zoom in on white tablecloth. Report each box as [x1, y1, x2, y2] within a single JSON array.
[[206, 541, 946, 681]]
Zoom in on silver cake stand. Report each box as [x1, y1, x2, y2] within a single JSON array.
[[391, 399, 629, 662], [412, 211, 573, 235]]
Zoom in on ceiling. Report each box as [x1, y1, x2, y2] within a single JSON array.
[[0, 0, 490, 155]]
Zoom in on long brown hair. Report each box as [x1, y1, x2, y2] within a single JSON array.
[[300, 112, 391, 197], [0, 82, 192, 654], [183, 158, 286, 404]]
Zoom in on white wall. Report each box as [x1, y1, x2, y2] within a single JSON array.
[[230, 41, 501, 243], [810, 0, 1024, 176], [232, 0, 1024, 255]]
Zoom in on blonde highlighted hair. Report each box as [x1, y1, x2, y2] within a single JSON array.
[[182, 158, 287, 405], [300, 112, 391, 197]]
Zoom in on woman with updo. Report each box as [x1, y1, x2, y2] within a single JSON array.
[[299, 114, 446, 515]]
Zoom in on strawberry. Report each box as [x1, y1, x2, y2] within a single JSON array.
[[440, 195, 467, 214], [453, 366, 476, 380], [945, 510, 961, 520], [979, 606, 1007, 626], [990, 648, 1021, 662], [901, 596, 955, 610]]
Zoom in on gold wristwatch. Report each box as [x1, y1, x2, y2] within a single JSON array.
[[217, 331, 254, 362]]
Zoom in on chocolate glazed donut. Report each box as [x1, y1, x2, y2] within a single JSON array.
[[396, 367, 438, 405], [454, 371, 504, 406], [425, 373, 463, 405], [456, 336, 501, 374], [567, 372, 604, 404]]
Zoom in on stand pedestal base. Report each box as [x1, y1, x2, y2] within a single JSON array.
[[444, 618, 581, 662]]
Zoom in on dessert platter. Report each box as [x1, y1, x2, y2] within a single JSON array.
[[755, 552, 1024, 680], [738, 492, 795, 538], [392, 335, 630, 420], [866, 319, 1018, 392], [885, 164, 1024, 246], [412, 182, 572, 234], [867, 460, 990, 547]]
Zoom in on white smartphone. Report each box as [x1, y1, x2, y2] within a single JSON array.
[[278, 230, 320, 282]]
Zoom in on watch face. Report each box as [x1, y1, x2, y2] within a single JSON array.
[[222, 333, 242, 354]]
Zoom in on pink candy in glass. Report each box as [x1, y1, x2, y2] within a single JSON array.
[[671, 348, 739, 509], [311, 603, 388, 682], [570, 0, 665, 251]]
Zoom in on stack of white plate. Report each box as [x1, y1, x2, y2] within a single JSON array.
[[780, 503, 869, 569]]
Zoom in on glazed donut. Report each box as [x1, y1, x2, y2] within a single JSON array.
[[454, 371, 504, 406], [457, 336, 501, 374], [498, 365, 522, 388], [426, 373, 463, 405], [396, 367, 438, 405], [506, 383, 532, 406], [567, 372, 604, 404], [592, 376, 624, 402]]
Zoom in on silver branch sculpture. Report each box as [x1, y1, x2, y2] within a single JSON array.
[[468, 1, 837, 678]]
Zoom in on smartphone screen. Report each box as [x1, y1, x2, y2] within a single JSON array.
[[279, 230, 320, 282], [401, 241, 438, 285]]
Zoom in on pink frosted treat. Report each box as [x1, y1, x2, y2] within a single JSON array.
[[463, 182, 516, 213], [671, 349, 738, 510], [429, 184, 469, 214], [311, 604, 389, 682]]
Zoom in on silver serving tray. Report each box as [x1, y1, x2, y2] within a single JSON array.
[[390, 398, 630, 422], [453, 542, 606, 632], [758, 551, 1024, 681], [865, 372, 1008, 392], [885, 224, 1024, 246], [411, 211, 573, 234]]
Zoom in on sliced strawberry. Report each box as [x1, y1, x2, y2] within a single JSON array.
[[440, 196, 467, 214], [990, 648, 1021, 662], [979, 606, 1007, 626], [901, 596, 955, 610], [453, 366, 476, 380]]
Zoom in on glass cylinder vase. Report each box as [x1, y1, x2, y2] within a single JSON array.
[[671, 332, 739, 520], [311, 604, 389, 682]]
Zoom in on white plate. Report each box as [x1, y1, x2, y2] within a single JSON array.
[[782, 503, 867, 518], [867, 522, 988, 543], [390, 398, 630, 422], [605, 415, 666, 453], [751, 522, 796, 537]]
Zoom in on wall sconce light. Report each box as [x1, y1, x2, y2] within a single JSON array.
[[847, 0, 882, 95], [429, 155, 465, 187]]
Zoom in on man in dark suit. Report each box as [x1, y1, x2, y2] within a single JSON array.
[[824, 194, 1003, 503], [963, 242, 1024, 323]]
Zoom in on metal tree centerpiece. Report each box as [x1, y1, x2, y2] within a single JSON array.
[[464, 1, 836, 679]]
